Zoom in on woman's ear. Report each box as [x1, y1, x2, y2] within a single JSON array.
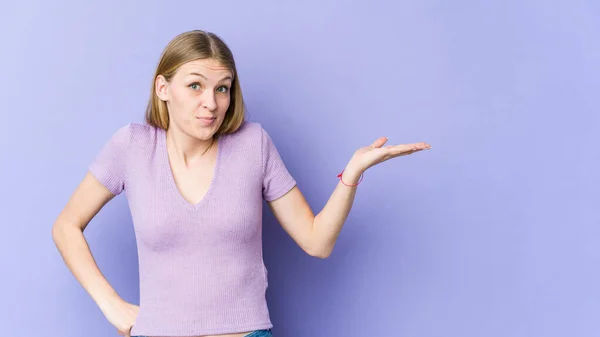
[[155, 75, 169, 101]]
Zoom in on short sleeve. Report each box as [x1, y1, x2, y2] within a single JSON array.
[[261, 126, 297, 201], [88, 124, 132, 195]]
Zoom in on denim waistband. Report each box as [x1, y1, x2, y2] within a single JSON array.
[[134, 329, 272, 337]]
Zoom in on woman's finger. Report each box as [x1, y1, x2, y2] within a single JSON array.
[[370, 137, 388, 148], [392, 142, 430, 154]]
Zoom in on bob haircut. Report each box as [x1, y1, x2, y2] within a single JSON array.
[[145, 30, 245, 135]]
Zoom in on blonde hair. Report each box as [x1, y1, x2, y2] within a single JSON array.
[[145, 30, 245, 134]]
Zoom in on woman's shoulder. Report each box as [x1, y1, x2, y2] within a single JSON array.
[[225, 120, 265, 143], [119, 122, 159, 137], [104, 122, 161, 153]]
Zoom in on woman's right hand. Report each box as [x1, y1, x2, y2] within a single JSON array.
[[99, 297, 140, 337]]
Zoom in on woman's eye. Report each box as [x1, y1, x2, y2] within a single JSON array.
[[189, 83, 201, 90], [217, 86, 229, 93]]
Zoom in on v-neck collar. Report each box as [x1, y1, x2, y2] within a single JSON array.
[[160, 127, 224, 210]]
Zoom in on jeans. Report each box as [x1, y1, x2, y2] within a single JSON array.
[[135, 329, 272, 337], [244, 330, 273, 337]]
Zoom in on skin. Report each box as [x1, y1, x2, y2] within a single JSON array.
[[52, 58, 431, 337]]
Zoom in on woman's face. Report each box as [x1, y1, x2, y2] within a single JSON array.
[[156, 58, 233, 140]]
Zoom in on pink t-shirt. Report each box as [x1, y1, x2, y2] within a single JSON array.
[[89, 120, 297, 336]]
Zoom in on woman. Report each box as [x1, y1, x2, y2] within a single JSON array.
[[52, 30, 431, 337]]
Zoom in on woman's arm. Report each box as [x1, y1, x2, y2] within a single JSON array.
[[268, 137, 431, 258], [52, 172, 138, 336], [267, 165, 362, 259]]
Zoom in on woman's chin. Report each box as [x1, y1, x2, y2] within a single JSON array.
[[190, 123, 219, 140]]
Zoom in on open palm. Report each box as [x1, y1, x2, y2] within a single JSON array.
[[350, 136, 432, 173]]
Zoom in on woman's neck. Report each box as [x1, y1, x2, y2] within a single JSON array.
[[166, 127, 216, 166]]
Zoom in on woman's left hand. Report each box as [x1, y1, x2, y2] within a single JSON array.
[[347, 136, 432, 174]]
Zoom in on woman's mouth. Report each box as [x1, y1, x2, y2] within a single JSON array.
[[196, 116, 216, 126]]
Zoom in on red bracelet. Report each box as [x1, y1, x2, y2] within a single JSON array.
[[337, 169, 364, 187]]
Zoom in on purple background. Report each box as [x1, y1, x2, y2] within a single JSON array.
[[1, 0, 599, 336]]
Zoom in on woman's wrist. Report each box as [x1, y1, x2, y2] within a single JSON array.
[[96, 290, 124, 312], [340, 163, 364, 185]]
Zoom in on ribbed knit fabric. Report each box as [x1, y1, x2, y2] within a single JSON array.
[[88, 120, 297, 336]]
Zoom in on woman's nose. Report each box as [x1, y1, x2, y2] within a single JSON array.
[[201, 91, 217, 111]]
